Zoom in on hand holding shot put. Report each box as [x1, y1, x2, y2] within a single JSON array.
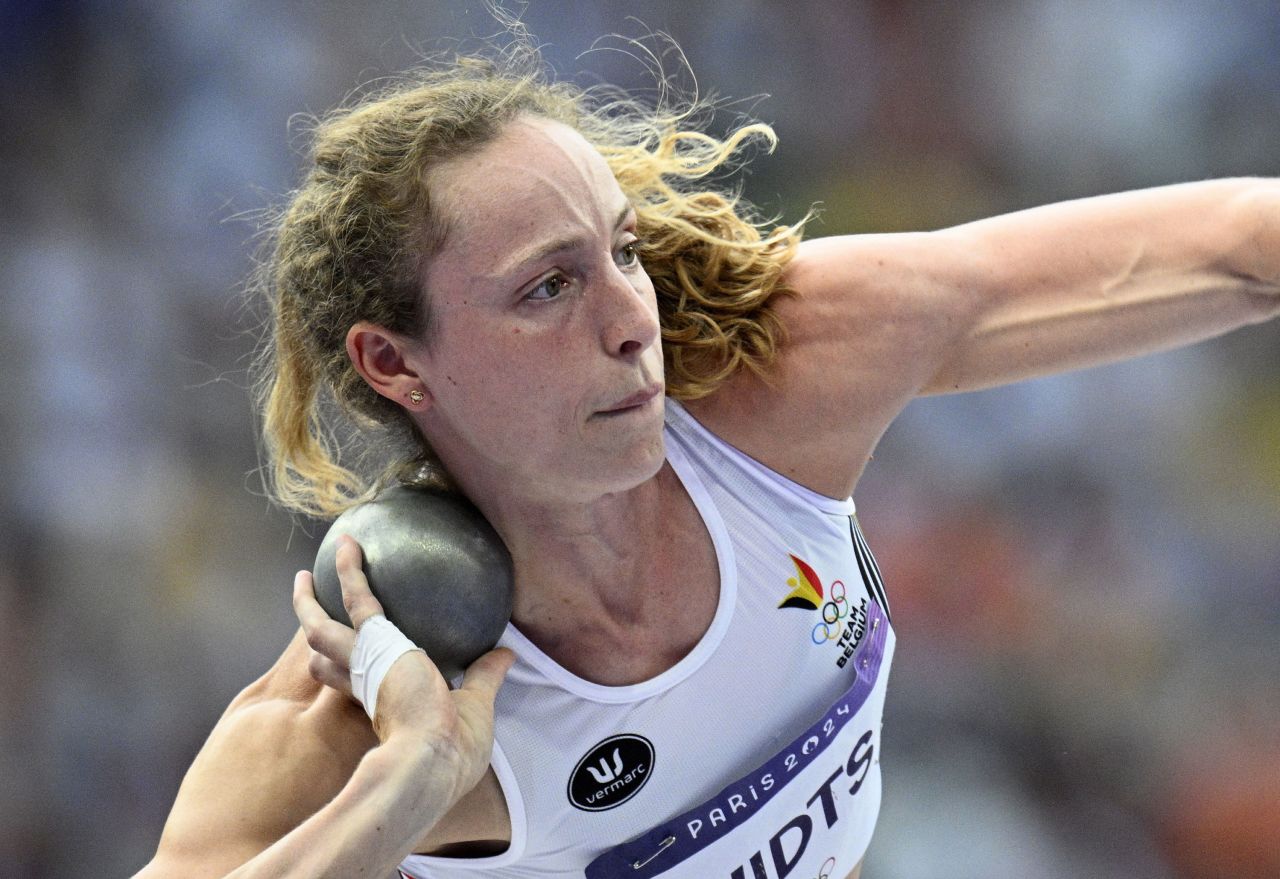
[[293, 534, 514, 769]]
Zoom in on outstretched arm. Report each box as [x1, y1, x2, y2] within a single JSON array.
[[917, 176, 1280, 393], [688, 178, 1279, 497], [790, 177, 1279, 398]]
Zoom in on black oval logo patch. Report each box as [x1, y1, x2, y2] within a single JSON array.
[[567, 733, 655, 811]]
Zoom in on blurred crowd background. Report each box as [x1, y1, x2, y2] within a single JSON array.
[[2, 1, 1278, 877]]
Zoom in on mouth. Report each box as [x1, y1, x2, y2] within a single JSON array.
[[597, 383, 663, 416]]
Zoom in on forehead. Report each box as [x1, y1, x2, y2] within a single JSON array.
[[428, 117, 626, 271]]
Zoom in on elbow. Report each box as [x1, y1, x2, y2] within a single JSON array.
[[1225, 183, 1280, 315], [1232, 271, 1280, 324], [1258, 286, 1280, 320], [1236, 285, 1280, 325]]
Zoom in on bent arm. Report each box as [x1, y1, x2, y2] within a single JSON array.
[[132, 661, 454, 879], [922, 177, 1280, 392], [135, 556, 514, 879], [133, 661, 477, 879], [223, 734, 456, 879]]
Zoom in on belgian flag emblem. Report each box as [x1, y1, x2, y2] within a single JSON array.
[[777, 554, 824, 611]]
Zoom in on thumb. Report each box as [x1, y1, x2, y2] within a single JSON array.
[[458, 647, 516, 699]]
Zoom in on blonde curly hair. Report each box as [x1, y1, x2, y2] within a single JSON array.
[[253, 42, 806, 519]]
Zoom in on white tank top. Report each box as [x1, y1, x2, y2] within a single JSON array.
[[400, 398, 896, 879]]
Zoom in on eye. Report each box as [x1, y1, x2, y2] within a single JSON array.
[[616, 239, 643, 268], [525, 274, 569, 301]]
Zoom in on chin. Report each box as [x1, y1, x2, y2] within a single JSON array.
[[583, 433, 667, 498]]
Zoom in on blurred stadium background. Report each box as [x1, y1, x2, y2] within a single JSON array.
[[1, 1, 1278, 877]]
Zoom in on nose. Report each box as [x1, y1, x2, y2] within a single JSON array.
[[599, 264, 659, 361]]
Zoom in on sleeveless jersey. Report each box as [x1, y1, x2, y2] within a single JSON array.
[[400, 398, 896, 879]]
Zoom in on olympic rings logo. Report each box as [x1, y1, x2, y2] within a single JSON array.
[[810, 580, 848, 644]]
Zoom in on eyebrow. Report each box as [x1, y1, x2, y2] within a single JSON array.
[[495, 203, 635, 280]]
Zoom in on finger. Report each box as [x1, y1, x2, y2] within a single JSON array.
[[293, 571, 356, 661], [307, 651, 354, 697], [458, 647, 516, 700], [292, 569, 322, 620], [334, 535, 386, 629]]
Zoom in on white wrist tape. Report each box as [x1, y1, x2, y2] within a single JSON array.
[[349, 614, 424, 721]]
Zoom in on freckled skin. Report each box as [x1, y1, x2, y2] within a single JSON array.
[[404, 117, 665, 509]]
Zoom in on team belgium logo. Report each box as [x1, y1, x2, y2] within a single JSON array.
[[778, 554, 867, 667]]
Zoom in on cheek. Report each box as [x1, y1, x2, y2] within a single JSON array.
[[637, 273, 660, 318], [634, 266, 656, 297], [437, 327, 564, 407]]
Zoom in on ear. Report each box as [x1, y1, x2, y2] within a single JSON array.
[[346, 321, 433, 410]]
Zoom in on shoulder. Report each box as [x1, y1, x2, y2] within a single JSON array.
[[682, 233, 976, 497], [778, 232, 981, 349], [142, 630, 377, 877]]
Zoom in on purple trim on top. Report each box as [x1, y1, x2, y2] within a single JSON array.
[[585, 601, 891, 879]]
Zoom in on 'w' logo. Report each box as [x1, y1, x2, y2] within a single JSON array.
[[586, 748, 624, 783]]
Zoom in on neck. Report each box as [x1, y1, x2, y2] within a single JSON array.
[[448, 460, 682, 631]]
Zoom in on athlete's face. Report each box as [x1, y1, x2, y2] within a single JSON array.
[[411, 116, 666, 502]]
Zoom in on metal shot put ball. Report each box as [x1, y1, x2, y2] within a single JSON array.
[[312, 485, 514, 681]]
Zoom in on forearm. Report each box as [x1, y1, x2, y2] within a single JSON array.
[[927, 177, 1280, 392], [227, 735, 457, 879]]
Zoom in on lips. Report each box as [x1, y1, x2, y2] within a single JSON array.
[[600, 383, 663, 413]]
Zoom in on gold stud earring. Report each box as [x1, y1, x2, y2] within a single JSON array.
[[408, 389, 425, 404]]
